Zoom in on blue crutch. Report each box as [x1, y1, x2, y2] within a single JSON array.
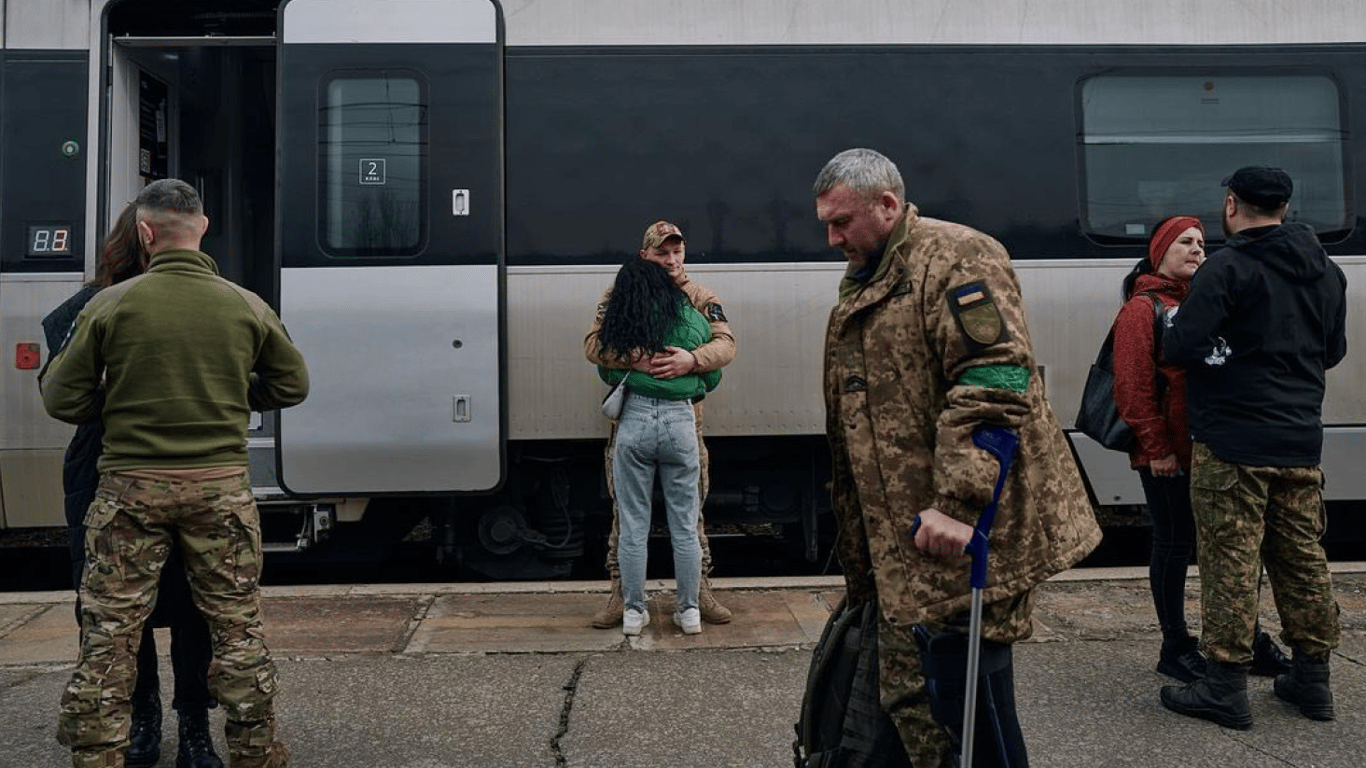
[[960, 424, 1020, 768]]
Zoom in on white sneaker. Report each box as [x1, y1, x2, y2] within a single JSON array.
[[673, 607, 702, 635], [623, 608, 649, 636]]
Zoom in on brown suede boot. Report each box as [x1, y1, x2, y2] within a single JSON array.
[[698, 580, 732, 624], [226, 715, 289, 768], [229, 742, 289, 768], [590, 578, 624, 629]]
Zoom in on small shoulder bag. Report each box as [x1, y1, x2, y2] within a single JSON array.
[[601, 371, 630, 419]]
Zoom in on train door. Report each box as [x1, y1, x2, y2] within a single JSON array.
[[276, 0, 505, 495]]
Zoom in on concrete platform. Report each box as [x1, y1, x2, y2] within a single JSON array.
[[3, 569, 1364, 767]]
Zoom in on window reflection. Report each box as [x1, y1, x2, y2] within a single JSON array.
[[320, 74, 426, 256], [1080, 74, 1349, 241]]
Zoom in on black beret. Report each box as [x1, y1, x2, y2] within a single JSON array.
[[1222, 166, 1293, 209]]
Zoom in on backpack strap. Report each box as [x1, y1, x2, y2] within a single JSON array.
[[1139, 291, 1168, 394]]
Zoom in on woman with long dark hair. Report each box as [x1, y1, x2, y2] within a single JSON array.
[[596, 257, 721, 636]]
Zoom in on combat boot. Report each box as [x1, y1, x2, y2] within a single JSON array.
[[1274, 652, 1334, 721], [1157, 634, 1207, 684], [698, 579, 732, 624], [590, 577, 624, 629], [177, 708, 225, 768], [125, 690, 163, 767], [1160, 661, 1252, 730], [1250, 627, 1292, 677]]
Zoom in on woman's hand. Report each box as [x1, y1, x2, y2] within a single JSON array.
[[1149, 454, 1182, 477]]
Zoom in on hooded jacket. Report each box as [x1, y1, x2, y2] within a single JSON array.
[[1163, 222, 1347, 466], [824, 205, 1100, 628]]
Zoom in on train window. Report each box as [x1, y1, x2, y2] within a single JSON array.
[[318, 72, 428, 257], [1079, 74, 1350, 242]]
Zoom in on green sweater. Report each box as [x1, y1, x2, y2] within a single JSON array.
[[41, 249, 309, 471], [598, 303, 722, 400]]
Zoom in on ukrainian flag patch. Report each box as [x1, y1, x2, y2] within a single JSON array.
[[949, 281, 1006, 347]]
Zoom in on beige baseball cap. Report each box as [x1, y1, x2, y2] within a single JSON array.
[[641, 220, 685, 250]]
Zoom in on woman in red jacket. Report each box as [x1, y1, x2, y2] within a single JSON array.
[[1114, 215, 1291, 683]]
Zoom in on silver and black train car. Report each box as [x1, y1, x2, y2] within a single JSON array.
[[2, 0, 1364, 578]]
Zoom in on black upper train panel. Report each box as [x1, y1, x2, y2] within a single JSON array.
[[106, 0, 279, 38], [504, 45, 1366, 266]]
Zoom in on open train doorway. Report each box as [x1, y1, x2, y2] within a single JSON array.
[[100, 0, 506, 505], [104, 3, 276, 303]]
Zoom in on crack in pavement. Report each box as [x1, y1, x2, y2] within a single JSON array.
[[550, 657, 589, 766]]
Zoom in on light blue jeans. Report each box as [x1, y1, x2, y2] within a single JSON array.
[[612, 395, 702, 614]]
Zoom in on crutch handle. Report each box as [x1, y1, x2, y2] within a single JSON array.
[[967, 424, 1020, 589]]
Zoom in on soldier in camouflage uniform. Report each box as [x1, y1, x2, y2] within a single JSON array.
[[814, 148, 1101, 766], [1161, 167, 1346, 729], [41, 179, 308, 768], [584, 221, 736, 628]]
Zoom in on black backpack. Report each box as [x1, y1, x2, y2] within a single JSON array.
[[1074, 292, 1165, 452], [794, 597, 913, 768]]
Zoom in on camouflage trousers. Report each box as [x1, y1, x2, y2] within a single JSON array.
[[603, 401, 713, 578], [57, 470, 284, 768], [1189, 442, 1341, 664], [878, 590, 1036, 767]]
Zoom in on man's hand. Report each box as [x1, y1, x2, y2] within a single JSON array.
[[913, 508, 973, 560], [645, 346, 697, 380]]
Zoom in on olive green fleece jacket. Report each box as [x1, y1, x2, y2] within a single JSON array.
[[41, 249, 309, 471], [597, 303, 722, 400]]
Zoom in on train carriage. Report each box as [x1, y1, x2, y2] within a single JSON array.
[[2, 0, 1364, 578]]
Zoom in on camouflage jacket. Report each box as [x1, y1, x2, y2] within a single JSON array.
[[823, 205, 1100, 627]]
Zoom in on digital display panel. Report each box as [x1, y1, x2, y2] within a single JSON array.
[[26, 224, 74, 257]]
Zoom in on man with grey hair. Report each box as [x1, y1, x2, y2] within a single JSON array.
[[813, 148, 1099, 766], [43, 178, 307, 768]]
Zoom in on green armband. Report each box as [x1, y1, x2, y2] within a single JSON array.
[[957, 364, 1030, 392]]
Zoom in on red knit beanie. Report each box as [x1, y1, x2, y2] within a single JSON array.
[[1148, 216, 1203, 269]]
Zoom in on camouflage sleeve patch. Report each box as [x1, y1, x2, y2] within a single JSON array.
[[947, 281, 1007, 350], [705, 302, 727, 323]]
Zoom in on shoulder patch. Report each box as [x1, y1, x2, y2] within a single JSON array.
[[705, 302, 727, 323], [948, 281, 1006, 347]]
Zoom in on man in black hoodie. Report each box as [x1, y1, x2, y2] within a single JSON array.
[[1159, 167, 1347, 730]]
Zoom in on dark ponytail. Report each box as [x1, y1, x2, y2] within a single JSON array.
[[1121, 255, 1153, 301]]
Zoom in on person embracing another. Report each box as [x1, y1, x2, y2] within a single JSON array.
[[1114, 215, 1292, 687], [584, 221, 736, 629], [42, 179, 307, 768], [41, 202, 224, 768], [593, 256, 722, 635], [814, 148, 1100, 766], [1160, 167, 1346, 730]]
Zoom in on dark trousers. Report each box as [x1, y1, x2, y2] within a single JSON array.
[[1138, 468, 1197, 641]]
